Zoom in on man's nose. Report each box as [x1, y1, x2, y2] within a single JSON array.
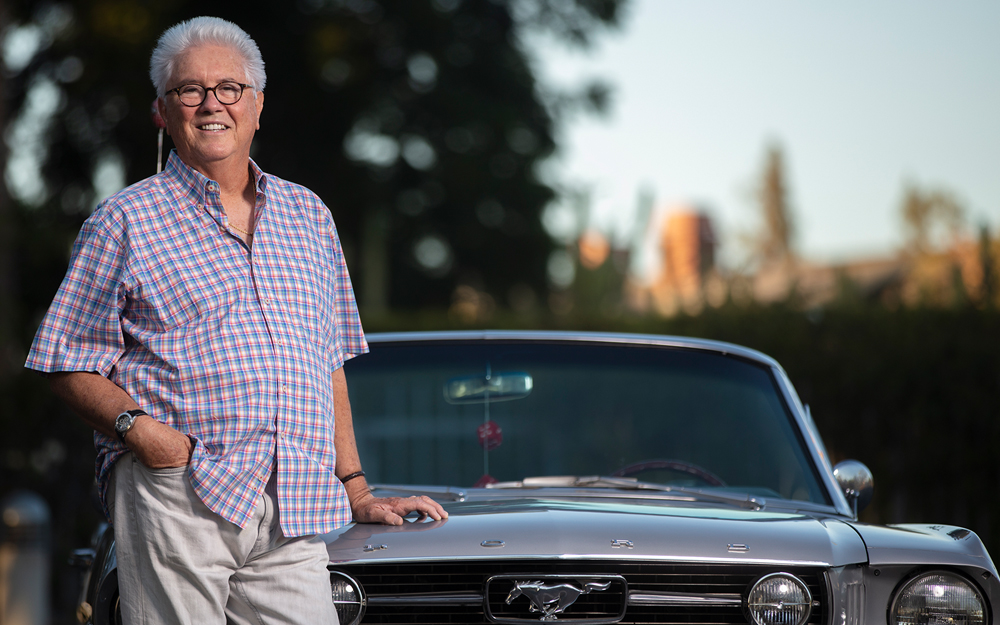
[[198, 88, 226, 110]]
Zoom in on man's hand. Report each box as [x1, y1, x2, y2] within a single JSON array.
[[351, 491, 449, 526], [126, 415, 193, 469]]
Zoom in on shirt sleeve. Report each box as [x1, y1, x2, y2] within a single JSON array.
[[24, 209, 128, 376], [327, 216, 368, 370]]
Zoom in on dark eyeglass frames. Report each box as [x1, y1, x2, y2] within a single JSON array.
[[167, 82, 254, 107]]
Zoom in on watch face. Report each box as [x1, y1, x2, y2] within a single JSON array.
[[115, 412, 134, 433]]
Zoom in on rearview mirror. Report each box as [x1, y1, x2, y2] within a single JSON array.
[[444, 372, 533, 404]]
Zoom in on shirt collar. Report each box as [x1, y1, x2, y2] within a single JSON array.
[[162, 150, 269, 226]]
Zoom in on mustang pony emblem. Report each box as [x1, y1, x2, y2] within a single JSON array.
[[505, 580, 612, 620]]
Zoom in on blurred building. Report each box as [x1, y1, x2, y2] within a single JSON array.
[[626, 204, 723, 316], [748, 236, 998, 309], [624, 202, 999, 316], [662, 212, 716, 298], [578, 229, 612, 270]]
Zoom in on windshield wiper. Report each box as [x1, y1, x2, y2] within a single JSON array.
[[488, 475, 766, 511]]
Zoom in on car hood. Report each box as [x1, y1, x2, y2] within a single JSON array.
[[324, 497, 868, 566]]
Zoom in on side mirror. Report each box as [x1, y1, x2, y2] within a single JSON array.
[[833, 460, 874, 519]]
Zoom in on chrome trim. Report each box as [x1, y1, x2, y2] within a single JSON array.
[[771, 365, 853, 518], [328, 570, 366, 625], [826, 565, 866, 625], [473, 485, 786, 510], [363, 544, 388, 552], [482, 540, 506, 548], [610, 539, 633, 549], [367, 593, 482, 606], [338, 553, 834, 567], [628, 591, 743, 606], [366, 330, 779, 367], [486, 573, 627, 624], [438, 487, 839, 515], [746, 572, 813, 625], [728, 543, 750, 553], [888, 571, 987, 625], [833, 460, 874, 520]]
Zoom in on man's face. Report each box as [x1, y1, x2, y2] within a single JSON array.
[[158, 44, 264, 176]]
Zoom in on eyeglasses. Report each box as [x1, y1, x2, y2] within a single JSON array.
[[167, 82, 253, 107]]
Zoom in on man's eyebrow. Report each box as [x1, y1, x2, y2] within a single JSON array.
[[172, 77, 245, 85]]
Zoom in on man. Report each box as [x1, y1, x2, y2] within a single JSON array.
[[25, 16, 446, 624]]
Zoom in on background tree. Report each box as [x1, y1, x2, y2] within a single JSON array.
[[756, 142, 794, 266], [979, 225, 996, 307], [899, 181, 965, 254]]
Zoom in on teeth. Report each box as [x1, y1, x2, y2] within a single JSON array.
[[200, 124, 226, 130]]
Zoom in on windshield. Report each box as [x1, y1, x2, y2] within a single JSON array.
[[343, 340, 831, 505]]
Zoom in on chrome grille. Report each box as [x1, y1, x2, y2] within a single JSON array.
[[332, 561, 827, 624]]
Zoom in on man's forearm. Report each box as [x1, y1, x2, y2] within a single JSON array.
[[49, 371, 139, 438], [331, 367, 370, 500], [49, 370, 193, 468]]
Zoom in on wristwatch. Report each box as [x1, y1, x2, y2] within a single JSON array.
[[114, 409, 148, 443]]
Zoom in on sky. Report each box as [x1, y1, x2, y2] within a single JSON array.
[[531, 0, 1000, 276]]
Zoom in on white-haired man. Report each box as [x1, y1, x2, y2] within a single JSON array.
[[25, 16, 446, 624]]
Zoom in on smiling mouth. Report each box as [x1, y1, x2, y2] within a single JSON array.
[[199, 123, 228, 131]]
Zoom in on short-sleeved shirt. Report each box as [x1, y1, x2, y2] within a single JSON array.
[[25, 152, 368, 537]]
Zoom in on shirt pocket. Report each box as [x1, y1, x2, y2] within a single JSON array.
[[281, 246, 337, 349]]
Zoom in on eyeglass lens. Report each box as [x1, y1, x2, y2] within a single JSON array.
[[176, 82, 245, 106]]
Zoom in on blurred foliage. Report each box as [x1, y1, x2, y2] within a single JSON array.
[[900, 181, 965, 255], [2, 0, 627, 313]]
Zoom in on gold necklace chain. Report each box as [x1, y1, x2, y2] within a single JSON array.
[[230, 221, 253, 236]]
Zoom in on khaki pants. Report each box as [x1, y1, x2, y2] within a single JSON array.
[[108, 454, 339, 625]]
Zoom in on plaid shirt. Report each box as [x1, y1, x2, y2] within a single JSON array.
[[26, 152, 368, 537]]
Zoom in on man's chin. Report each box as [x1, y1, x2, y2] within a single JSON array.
[[177, 147, 246, 171]]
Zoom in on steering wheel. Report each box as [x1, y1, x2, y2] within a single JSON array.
[[611, 459, 726, 487]]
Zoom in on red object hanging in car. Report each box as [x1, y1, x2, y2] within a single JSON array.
[[477, 420, 503, 451]]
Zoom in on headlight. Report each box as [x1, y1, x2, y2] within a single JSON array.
[[891, 572, 985, 625], [330, 571, 366, 625], [746, 572, 814, 625]]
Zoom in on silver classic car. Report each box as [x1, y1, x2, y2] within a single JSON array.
[[77, 331, 997, 625]]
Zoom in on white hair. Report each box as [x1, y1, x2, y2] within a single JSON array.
[[149, 16, 266, 97]]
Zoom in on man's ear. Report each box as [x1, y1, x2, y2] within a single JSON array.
[[255, 90, 264, 130], [156, 98, 171, 136]]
